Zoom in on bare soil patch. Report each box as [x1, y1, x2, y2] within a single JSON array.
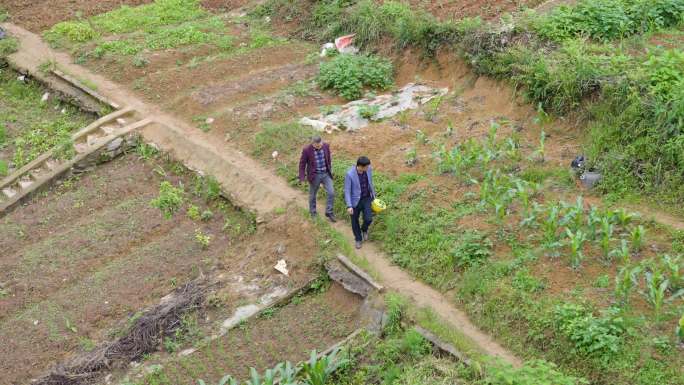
[[0, 152, 319, 385], [134, 283, 362, 384], [1, 0, 153, 32]]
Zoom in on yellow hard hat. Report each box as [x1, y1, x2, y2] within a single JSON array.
[[371, 198, 386, 213]]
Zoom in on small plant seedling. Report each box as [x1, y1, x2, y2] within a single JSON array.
[[599, 217, 615, 264], [194, 229, 211, 249], [358, 104, 380, 120], [595, 274, 610, 288], [200, 209, 214, 221], [530, 129, 546, 163], [187, 205, 201, 220], [150, 181, 184, 219], [611, 208, 634, 227], [566, 228, 587, 269], [405, 147, 418, 166], [610, 239, 631, 264], [615, 264, 641, 303], [630, 225, 646, 253], [416, 130, 428, 144]]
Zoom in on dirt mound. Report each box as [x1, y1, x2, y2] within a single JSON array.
[[35, 279, 208, 385]]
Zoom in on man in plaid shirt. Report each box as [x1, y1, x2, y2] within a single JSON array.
[[299, 136, 336, 222]]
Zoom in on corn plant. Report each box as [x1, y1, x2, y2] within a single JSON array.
[[615, 264, 641, 304], [661, 254, 683, 291], [247, 365, 279, 385], [530, 129, 546, 163], [599, 217, 615, 264], [586, 206, 602, 241], [541, 204, 563, 255], [640, 269, 680, 316], [611, 208, 634, 228], [277, 362, 299, 384], [630, 225, 646, 253], [610, 239, 631, 265], [566, 229, 588, 269], [561, 197, 585, 232], [301, 349, 348, 385], [521, 202, 543, 228]]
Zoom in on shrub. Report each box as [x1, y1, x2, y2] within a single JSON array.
[[553, 303, 626, 360], [317, 54, 394, 100], [451, 231, 493, 269], [151, 181, 184, 219]]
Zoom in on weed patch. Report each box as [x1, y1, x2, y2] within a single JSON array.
[[317, 54, 394, 100]]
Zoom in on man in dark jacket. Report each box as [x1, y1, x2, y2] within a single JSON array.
[[299, 136, 336, 222]]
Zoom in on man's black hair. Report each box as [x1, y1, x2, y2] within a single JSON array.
[[357, 156, 371, 166], [311, 135, 322, 143]]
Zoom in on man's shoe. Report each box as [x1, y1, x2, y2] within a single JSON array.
[[355, 241, 362, 249], [362, 231, 369, 241], [326, 213, 337, 223]]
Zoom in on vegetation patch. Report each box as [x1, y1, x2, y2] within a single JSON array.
[[317, 54, 394, 100]]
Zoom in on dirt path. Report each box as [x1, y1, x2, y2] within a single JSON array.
[[3, 22, 521, 365]]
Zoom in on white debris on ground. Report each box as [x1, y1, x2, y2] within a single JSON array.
[[320, 34, 358, 57], [41, 92, 49, 102], [274, 259, 289, 276], [300, 83, 448, 133]]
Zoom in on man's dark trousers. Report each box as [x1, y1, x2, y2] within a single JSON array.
[[351, 196, 373, 242], [310, 173, 335, 215]]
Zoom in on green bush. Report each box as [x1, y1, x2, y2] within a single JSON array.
[[317, 54, 394, 100], [451, 231, 493, 269], [150, 181, 185, 219], [553, 303, 627, 360]]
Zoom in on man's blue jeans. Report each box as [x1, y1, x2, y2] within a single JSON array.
[[309, 173, 335, 215], [351, 196, 373, 241]]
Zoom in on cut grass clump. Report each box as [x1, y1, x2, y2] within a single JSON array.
[[317, 54, 394, 100]]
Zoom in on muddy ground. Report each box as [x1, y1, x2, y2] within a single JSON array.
[[0, 152, 318, 385]]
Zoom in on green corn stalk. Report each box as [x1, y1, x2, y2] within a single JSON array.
[[610, 239, 631, 265], [615, 264, 641, 304], [521, 202, 542, 228], [641, 270, 669, 316], [586, 206, 602, 240], [661, 254, 683, 291], [611, 208, 634, 227], [566, 228, 587, 269], [529, 129, 546, 163], [630, 225, 646, 253], [677, 314, 684, 342], [514, 179, 531, 217], [301, 349, 348, 385], [599, 217, 615, 264], [277, 362, 299, 385], [541, 204, 562, 249]]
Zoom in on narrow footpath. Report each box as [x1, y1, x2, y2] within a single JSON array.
[[3, 22, 523, 365]]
